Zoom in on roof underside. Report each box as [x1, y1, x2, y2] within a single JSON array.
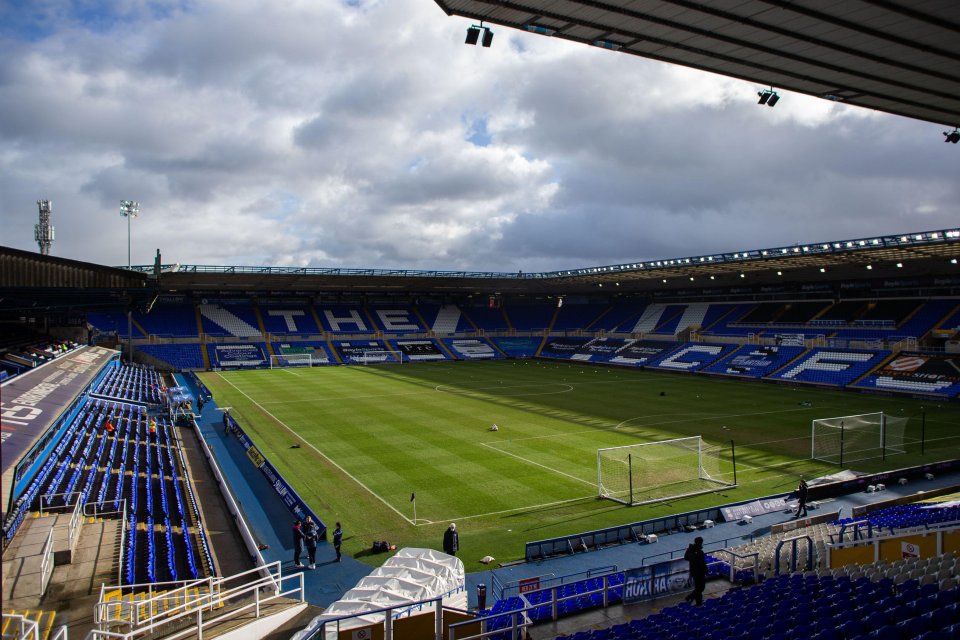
[[433, 0, 960, 127]]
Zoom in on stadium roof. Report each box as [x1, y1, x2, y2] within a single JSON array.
[[140, 228, 959, 295], [432, 0, 960, 127], [1, 228, 957, 311]]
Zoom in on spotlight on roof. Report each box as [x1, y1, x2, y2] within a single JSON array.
[[593, 39, 622, 51], [526, 24, 556, 36], [945, 128, 960, 144], [757, 88, 780, 107]]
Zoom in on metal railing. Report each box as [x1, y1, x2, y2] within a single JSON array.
[[39, 528, 55, 596], [0, 614, 40, 640], [92, 561, 303, 640]]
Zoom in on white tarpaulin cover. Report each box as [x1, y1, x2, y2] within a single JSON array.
[[294, 548, 466, 639]]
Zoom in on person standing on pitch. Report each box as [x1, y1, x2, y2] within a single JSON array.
[[303, 516, 319, 569], [333, 522, 343, 562], [443, 523, 459, 556], [292, 520, 305, 568], [684, 536, 707, 606], [794, 477, 809, 519]]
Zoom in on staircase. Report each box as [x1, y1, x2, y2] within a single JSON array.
[[630, 304, 666, 333], [432, 305, 461, 335], [675, 303, 709, 335], [199, 305, 262, 338]]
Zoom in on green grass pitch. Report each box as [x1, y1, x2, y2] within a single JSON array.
[[199, 360, 959, 571]]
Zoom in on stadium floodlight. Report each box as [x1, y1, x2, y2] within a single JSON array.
[[944, 128, 960, 144], [757, 88, 780, 106], [482, 27, 494, 47], [466, 23, 493, 47], [120, 199, 139, 364]]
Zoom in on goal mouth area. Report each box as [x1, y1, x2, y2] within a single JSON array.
[[597, 436, 736, 507], [599, 477, 736, 507], [811, 412, 908, 466]]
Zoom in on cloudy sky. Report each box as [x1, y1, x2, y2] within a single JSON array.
[[1, 0, 957, 273]]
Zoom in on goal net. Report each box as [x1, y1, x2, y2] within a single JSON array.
[[269, 353, 313, 368], [811, 412, 907, 465], [597, 436, 736, 506]]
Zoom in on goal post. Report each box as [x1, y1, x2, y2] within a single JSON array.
[[811, 412, 907, 465], [597, 436, 736, 506], [269, 353, 313, 368]]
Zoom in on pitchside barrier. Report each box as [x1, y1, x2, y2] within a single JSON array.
[[827, 523, 960, 568], [222, 412, 326, 539], [525, 458, 960, 563]]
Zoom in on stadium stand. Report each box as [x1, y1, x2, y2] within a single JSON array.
[[854, 353, 960, 397], [701, 344, 806, 378], [551, 303, 610, 331], [137, 343, 205, 370], [464, 305, 511, 332], [260, 305, 323, 335], [420, 303, 473, 334], [87, 310, 147, 338], [769, 348, 890, 387], [132, 302, 199, 338], [489, 336, 542, 358], [369, 308, 425, 333], [505, 303, 557, 332], [648, 342, 738, 372], [442, 337, 500, 359], [208, 343, 267, 368], [271, 341, 334, 365], [317, 306, 376, 333]]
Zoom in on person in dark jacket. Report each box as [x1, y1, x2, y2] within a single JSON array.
[[333, 522, 343, 562], [795, 478, 809, 518], [292, 521, 304, 568], [443, 523, 459, 556], [684, 536, 707, 605], [303, 516, 318, 569]]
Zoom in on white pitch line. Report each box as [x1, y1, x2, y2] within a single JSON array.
[[436, 383, 574, 398], [214, 372, 415, 525], [479, 442, 596, 488], [431, 494, 598, 524]]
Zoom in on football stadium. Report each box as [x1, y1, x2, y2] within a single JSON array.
[[3, 3, 960, 640]]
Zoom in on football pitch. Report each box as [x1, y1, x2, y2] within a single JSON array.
[[199, 360, 960, 570]]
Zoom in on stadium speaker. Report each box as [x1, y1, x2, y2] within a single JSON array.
[[945, 129, 960, 144], [482, 28, 494, 47], [766, 92, 780, 107], [465, 27, 480, 45], [757, 90, 771, 105]]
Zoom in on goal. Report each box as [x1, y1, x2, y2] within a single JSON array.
[[269, 353, 313, 368], [811, 412, 907, 465], [597, 436, 736, 506]]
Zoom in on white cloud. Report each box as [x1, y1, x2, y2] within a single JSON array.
[[0, 0, 956, 273]]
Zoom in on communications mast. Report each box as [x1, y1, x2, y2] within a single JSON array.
[[35, 199, 55, 255]]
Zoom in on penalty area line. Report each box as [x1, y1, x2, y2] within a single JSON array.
[[479, 442, 595, 488], [214, 372, 415, 526]]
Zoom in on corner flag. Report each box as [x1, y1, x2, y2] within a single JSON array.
[[410, 493, 416, 502]]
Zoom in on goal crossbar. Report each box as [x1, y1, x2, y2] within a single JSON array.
[[597, 436, 736, 506], [811, 411, 907, 465]]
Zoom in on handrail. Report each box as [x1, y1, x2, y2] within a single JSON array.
[[0, 614, 41, 640], [39, 528, 55, 597], [92, 561, 301, 640], [774, 535, 814, 575]]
